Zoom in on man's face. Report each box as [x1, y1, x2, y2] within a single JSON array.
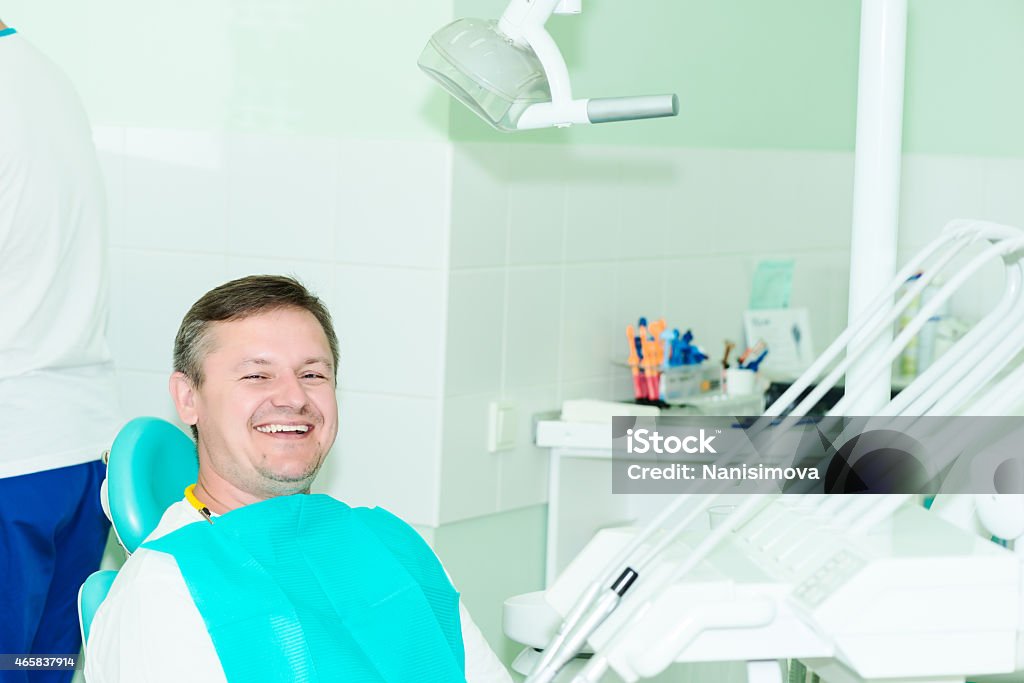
[[180, 307, 338, 498]]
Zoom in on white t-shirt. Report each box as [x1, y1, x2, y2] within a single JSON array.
[[0, 30, 120, 477], [85, 499, 513, 683]]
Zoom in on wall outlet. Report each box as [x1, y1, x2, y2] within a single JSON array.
[[487, 400, 517, 453]]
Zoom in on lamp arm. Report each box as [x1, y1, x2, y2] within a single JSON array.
[[499, 0, 562, 45], [498, 0, 574, 104], [522, 24, 574, 104]]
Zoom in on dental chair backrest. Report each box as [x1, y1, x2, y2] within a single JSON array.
[[78, 417, 198, 646]]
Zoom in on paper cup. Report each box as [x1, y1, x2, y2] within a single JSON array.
[[725, 368, 757, 396]]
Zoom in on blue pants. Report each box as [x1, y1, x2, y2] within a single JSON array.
[[0, 460, 109, 683]]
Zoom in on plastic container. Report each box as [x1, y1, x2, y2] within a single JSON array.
[[659, 364, 715, 402]]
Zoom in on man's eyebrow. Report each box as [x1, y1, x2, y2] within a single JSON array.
[[235, 357, 334, 370], [236, 358, 271, 367]]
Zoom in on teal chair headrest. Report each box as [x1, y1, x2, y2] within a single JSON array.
[[107, 417, 198, 553]]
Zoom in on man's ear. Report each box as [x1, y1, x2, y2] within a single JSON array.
[[169, 372, 199, 428]]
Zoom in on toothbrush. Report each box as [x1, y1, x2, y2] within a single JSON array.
[[626, 325, 644, 400]]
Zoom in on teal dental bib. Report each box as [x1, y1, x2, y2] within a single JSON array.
[[143, 494, 465, 682]]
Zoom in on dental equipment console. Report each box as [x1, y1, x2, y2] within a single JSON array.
[[507, 220, 1024, 683]]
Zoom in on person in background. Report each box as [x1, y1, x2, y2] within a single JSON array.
[[0, 19, 121, 682], [86, 276, 511, 682]]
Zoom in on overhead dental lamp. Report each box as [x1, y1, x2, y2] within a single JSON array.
[[418, 0, 679, 132]]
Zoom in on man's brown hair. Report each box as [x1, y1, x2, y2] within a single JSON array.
[[173, 275, 339, 438]]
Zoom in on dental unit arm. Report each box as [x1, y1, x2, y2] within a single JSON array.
[[542, 495, 1020, 683], [418, 0, 679, 132], [515, 220, 1024, 682]]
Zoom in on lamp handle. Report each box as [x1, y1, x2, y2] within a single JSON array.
[[516, 94, 680, 130], [587, 94, 680, 124]]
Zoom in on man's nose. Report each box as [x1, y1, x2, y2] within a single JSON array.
[[270, 373, 309, 410]]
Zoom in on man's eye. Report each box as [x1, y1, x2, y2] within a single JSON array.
[[302, 373, 326, 380], [243, 374, 268, 380]]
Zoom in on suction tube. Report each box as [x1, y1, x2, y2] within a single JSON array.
[[587, 94, 679, 124]]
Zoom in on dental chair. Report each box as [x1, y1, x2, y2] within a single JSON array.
[[77, 417, 198, 647]]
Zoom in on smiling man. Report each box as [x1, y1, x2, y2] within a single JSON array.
[[171, 300, 338, 511], [85, 276, 511, 683]]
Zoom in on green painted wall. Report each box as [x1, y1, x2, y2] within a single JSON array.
[[903, 0, 1024, 157], [4, 0, 453, 140], [12, 0, 1023, 153], [450, 0, 862, 149], [450, 0, 1024, 157]]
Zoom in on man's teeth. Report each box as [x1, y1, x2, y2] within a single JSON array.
[[256, 424, 310, 434]]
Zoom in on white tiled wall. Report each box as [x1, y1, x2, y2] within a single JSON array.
[[122, 129, 229, 252], [444, 269, 507, 397], [314, 391, 441, 524], [432, 146, 1024, 529], [334, 140, 450, 269], [225, 133, 338, 261], [504, 267, 562, 389], [436, 142, 858, 525], [333, 265, 446, 397], [439, 393, 502, 522], [898, 153, 1024, 324], [96, 123, 1024, 533], [96, 126, 450, 526]]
